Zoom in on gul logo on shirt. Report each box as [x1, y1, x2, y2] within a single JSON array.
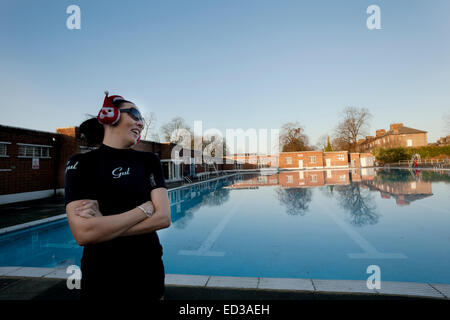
[[112, 167, 130, 179], [65, 161, 79, 173]]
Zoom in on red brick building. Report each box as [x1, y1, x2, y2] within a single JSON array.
[[0, 125, 61, 204], [279, 151, 325, 169], [357, 123, 427, 152], [0, 125, 241, 204], [324, 151, 348, 168]]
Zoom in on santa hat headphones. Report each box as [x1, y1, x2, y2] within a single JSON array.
[[97, 91, 125, 125], [97, 91, 141, 141]]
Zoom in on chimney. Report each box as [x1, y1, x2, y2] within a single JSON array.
[[390, 123, 403, 133], [376, 129, 386, 137], [56, 126, 78, 138]]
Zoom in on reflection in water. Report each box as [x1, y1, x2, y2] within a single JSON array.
[[168, 176, 235, 229], [364, 169, 434, 206], [333, 184, 379, 227], [226, 169, 450, 224], [275, 188, 312, 216]]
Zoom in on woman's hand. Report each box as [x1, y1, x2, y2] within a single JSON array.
[[139, 200, 155, 216], [75, 200, 102, 219]]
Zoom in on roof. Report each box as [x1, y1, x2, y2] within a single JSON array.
[[386, 126, 427, 135], [359, 125, 427, 145]]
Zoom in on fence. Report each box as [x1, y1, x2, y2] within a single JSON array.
[[396, 159, 450, 168]]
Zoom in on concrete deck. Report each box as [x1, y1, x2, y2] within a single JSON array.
[[0, 267, 448, 300]]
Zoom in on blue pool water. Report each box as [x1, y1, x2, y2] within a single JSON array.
[[1, 168, 450, 284]]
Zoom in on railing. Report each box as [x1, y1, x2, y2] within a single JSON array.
[[396, 159, 450, 168]]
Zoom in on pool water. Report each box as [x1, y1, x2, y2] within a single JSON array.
[[1, 169, 450, 284]]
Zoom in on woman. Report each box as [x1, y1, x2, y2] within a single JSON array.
[[64, 91, 171, 300]]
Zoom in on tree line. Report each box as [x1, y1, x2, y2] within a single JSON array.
[[281, 106, 372, 152], [141, 107, 373, 154]]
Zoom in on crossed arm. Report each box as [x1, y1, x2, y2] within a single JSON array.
[[66, 188, 171, 246]]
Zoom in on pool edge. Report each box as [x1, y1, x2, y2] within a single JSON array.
[[0, 267, 448, 300]]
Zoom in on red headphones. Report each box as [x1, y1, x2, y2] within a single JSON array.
[[97, 91, 142, 142], [97, 91, 124, 125]]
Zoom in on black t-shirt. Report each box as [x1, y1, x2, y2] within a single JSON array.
[[64, 144, 168, 299]]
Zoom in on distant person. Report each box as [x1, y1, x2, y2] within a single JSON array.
[[64, 91, 171, 300], [414, 158, 418, 168]]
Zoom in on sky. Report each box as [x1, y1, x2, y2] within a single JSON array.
[[1, 0, 449, 152]]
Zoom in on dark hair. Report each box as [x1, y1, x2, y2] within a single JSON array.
[[79, 99, 134, 146]]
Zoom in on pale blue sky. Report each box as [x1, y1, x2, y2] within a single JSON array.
[[1, 0, 449, 147]]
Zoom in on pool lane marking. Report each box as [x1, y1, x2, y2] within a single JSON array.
[[316, 202, 407, 259], [178, 197, 244, 257], [414, 202, 449, 215]]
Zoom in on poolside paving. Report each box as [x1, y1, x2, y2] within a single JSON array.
[[0, 270, 448, 300]]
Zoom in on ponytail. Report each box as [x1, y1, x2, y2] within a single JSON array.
[[79, 117, 104, 146]]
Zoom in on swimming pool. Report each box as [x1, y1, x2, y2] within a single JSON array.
[[1, 168, 449, 284]]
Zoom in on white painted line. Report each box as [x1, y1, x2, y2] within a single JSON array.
[[316, 202, 407, 259], [178, 197, 244, 257], [414, 202, 449, 215]]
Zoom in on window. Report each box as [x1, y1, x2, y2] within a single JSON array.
[[0, 142, 10, 157], [337, 154, 345, 161], [285, 157, 292, 164], [407, 139, 412, 147], [18, 144, 51, 158], [286, 175, 293, 183], [309, 156, 316, 164], [310, 174, 317, 182]]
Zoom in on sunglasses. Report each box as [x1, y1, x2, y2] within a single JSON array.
[[120, 108, 144, 122]]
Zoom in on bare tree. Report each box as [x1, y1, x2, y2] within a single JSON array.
[[315, 134, 329, 151], [334, 107, 372, 152], [280, 122, 310, 152], [142, 112, 157, 141], [160, 117, 192, 145], [331, 136, 350, 151]]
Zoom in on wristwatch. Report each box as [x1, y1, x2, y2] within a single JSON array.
[[137, 205, 154, 217]]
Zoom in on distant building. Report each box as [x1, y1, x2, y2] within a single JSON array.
[[433, 135, 450, 146], [357, 123, 427, 152], [278, 151, 374, 169]]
